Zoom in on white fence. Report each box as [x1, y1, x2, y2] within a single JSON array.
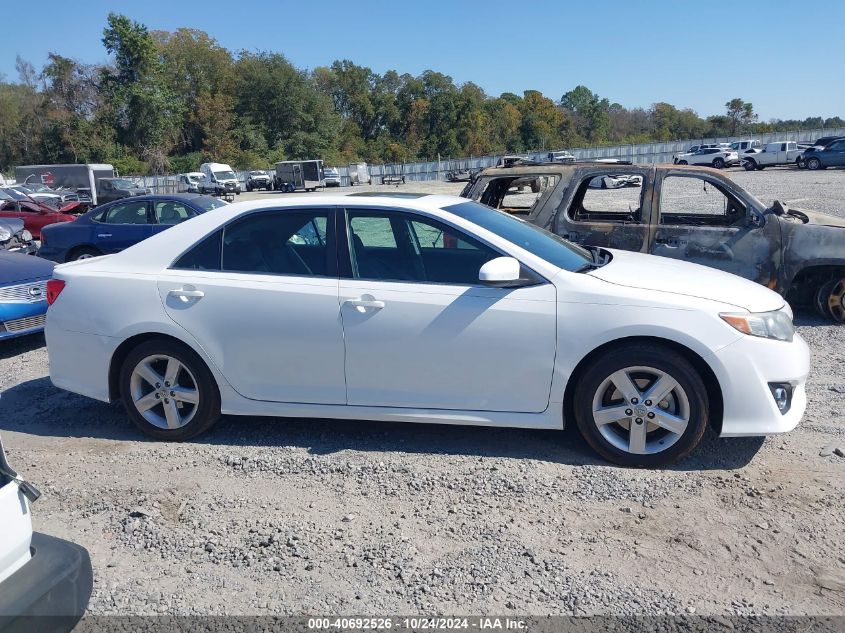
[[127, 127, 845, 190]]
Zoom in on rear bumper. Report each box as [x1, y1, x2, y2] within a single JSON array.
[[46, 325, 114, 402], [712, 332, 809, 436], [0, 532, 92, 632], [33, 245, 66, 263]]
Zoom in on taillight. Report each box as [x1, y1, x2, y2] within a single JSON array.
[[46, 279, 65, 306]]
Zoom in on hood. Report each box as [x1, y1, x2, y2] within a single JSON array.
[[0, 218, 24, 234], [588, 249, 784, 313], [789, 207, 845, 229], [0, 251, 55, 285]]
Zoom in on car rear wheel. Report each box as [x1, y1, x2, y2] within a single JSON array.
[[68, 246, 102, 261], [573, 344, 709, 467], [712, 158, 725, 169], [806, 157, 822, 171], [119, 338, 221, 441]]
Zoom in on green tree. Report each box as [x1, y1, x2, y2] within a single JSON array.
[[561, 85, 610, 142], [101, 13, 183, 172], [725, 98, 757, 135]]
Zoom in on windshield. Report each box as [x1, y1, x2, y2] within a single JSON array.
[[443, 200, 592, 272], [250, 171, 265, 176], [194, 196, 229, 211], [3, 188, 29, 201], [214, 170, 236, 180], [110, 178, 137, 188], [0, 189, 12, 201]]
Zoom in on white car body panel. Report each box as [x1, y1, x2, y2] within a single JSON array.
[[45, 194, 809, 438], [0, 477, 32, 584]]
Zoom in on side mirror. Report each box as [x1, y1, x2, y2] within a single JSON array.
[[748, 210, 765, 228], [479, 257, 522, 287]]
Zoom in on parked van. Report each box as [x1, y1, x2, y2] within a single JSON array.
[[176, 172, 204, 193], [199, 163, 241, 196]]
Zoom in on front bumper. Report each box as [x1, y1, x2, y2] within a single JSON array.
[[0, 532, 93, 632], [0, 301, 48, 341], [711, 332, 809, 436], [2, 242, 37, 256]]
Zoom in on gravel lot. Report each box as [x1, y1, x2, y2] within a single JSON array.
[[1, 166, 844, 617]]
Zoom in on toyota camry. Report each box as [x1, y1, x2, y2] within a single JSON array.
[[44, 194, 809, 467]]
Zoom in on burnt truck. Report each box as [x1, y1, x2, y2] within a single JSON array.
[[462, 161, 845, 322], [274, 160, 324, 192], [14, 164, 148, 206]]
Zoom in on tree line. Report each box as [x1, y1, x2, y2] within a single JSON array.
[[1, 13, 842, 175]]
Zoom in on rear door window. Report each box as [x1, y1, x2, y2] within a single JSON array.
[[101, 201, 149, 224], [567, 173, 645, 223]]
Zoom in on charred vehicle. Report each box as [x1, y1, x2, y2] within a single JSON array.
[[463, 162, 845, 322]]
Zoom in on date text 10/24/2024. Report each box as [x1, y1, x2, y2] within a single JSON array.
[[307, 617, 528, 630]]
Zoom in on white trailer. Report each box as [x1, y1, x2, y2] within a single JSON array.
[[347, 162, 371, 186]]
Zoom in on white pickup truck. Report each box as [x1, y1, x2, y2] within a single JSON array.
[[742, 141, 803, 170], [0, 435, 92, 629]]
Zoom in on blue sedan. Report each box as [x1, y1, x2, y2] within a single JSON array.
[[38, 194, 227, 262], [0, 251, 54, 340]]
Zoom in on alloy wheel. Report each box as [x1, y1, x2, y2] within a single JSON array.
[[591, 366, 690, 455], [129, 354, 200, 430]]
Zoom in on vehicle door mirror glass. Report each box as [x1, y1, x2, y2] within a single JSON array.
[[479, 257, 521, 286]]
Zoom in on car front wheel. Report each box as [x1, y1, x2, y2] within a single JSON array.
[[744, 160, 757, 171], [806, 157, 822, 170], [573, 343, 709, 467], [119, 338, 221, 441]]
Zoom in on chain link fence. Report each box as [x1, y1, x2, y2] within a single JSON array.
[[125, 127, 845, 191]]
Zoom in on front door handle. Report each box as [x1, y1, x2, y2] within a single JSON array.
[[344, 297, 385, 310], [97, 233, 112, 238], [169, 288, 205, 303], [655, 236, 680, 247]]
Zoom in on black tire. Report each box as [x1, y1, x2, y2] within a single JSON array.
[[757, 165, 766, 170], [806, 157, 822, 171], [572, 343, 709, 467], [712, 158, 725, 169], [67, 246, 102, 262], [119, 338, 221, 441], [743, 159, 757, 171], [677, 160, 687, 165]]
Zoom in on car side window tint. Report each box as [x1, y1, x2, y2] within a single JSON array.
[[103, 201, 149, 224], [567, 174, 645, 224], [155, 201, 192, 225], [221, 210, 330, 276], [660, 176, 746, 227], [829, 140, 845, 151], [347, 211, 499, 284], [172, 229, 223, 271]]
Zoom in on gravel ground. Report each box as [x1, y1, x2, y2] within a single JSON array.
[[1, 167, 844, 617]]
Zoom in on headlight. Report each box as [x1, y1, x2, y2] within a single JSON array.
[[20, 229, 33, 242], [0, 227, 11, 241], [720, 309, 795, 342]]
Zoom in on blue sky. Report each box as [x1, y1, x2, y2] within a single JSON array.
[[3, 0, 843, 121]]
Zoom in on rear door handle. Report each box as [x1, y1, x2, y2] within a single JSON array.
[[344, 297, 385, 310], [97, 233, 112, 238], [169, 288, 205, 302]]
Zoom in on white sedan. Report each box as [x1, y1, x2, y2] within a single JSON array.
[[44, 194, 809, 467]]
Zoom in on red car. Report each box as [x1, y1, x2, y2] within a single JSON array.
[[0, 188, 79, 239]]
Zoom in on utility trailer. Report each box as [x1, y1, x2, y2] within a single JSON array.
[[274, 160, 324, 192]]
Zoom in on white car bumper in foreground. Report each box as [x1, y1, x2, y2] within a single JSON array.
[[711, 332, 809, 436]]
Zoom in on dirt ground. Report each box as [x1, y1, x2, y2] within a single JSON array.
[[1, 167, 844, 617]]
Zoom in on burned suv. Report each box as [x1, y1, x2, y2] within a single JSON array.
[[462, 161, 845, 322]]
